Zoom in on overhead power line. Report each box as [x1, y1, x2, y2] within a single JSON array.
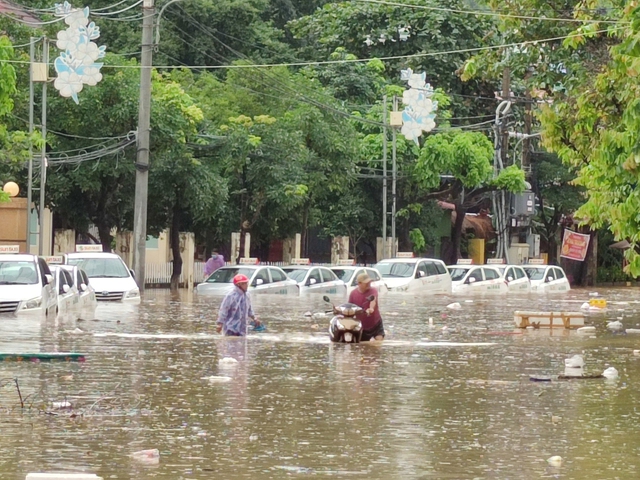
[[0, 28, 619, 69], [356, 0, 627, 24]]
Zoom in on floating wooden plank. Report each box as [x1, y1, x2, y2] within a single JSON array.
[[514, 310, 585, 329], [0, 352, 86, 362]]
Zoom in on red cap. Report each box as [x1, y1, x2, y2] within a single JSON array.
[[233, 274, 249, 285]]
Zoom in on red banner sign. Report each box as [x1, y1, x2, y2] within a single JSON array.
[[560, 229, 590, 261]]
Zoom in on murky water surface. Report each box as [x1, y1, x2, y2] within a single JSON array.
[[2, 288, 640, 479]]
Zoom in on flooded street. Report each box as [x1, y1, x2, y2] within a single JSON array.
[[2, 288, 640, 479]]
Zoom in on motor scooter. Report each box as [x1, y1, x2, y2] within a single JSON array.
[[323, 295, 374, 343]]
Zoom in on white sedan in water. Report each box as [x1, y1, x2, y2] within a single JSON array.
[[282, 266, 347, 295], [447, 265, 508, 294], [196, 265, 298, 295], [329, 266, 388, 296], [493, 264, 531, 292], [524, 265, 571, 292]]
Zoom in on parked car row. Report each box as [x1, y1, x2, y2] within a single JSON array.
[[194, 257, 572, 296], [0, 247, 143, 316]]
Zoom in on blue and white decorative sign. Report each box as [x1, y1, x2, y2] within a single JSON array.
[[399, 68, 437, 145], [53, 2, 106, 103]]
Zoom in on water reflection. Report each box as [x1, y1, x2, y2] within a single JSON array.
[[2, 288, 640, 478]]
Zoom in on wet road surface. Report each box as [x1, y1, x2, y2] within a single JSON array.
[[2, 288, 640, 479]]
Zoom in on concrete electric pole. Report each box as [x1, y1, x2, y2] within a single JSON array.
[[132, 0, 155, 291]]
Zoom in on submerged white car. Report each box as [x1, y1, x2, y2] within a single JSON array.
[[374, 258, 451, 294], [50, 266, 78, 313], [448, 265, 508, 294], [65, 252, 140, 302], [524, 265, 571, 292], [329, 266, 388, 296], [0, 254, 57, 315], [493, 264, 531, 292], [52, 265, 96, 310], [282, 266, 347, 295], [196, 265, 298, 295]]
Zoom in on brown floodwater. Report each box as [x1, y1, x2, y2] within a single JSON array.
[[2, 288, 640, 479]]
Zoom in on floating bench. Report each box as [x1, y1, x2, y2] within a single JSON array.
[[514, 311, 585, 329], [0, 353, 86, 362]]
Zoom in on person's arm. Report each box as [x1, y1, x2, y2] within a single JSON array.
[[366, 293, 377, 315]]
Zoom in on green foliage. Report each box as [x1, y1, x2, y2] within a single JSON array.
[[415, 131, 494, 190], [409, 228, 426, 255], [491, 165, 526, 193]]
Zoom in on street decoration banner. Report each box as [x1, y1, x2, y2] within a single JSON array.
[[560, 229, 590, 261]]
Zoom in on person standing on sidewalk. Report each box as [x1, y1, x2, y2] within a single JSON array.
[[216, 274, 262, 336], [204, 249, 225, 278]]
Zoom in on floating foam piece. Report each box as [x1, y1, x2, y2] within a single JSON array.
[[577, 326, 596, 334], [547, 456, 563, 467], [130, 449, 160, 464], [626, 329, 640, 334], [564, 354, 584, 368], [603, 367, 619, 379], [446, 302, 462, 310], [607, 321, 624, 331]]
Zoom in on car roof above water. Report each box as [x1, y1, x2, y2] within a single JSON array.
[[0, 254, 38, 262]]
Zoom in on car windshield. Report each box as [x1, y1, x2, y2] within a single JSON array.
[[524, 267, 546, 280], [283, 269, 307, 282], [375, 262, 415, 278], [0, 261, 38, 285], [448, 268, 470, 282], [68, 257, 130, 278], [206, 268, 254, 284], [332, 269, 354, 283]]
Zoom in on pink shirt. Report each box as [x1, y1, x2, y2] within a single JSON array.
[[348, 286, 381, 330]]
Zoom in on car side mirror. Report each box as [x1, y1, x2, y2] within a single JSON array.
[[129, 269, 135, 279], [546, 276, 553, 283], [255, 278, 264, 286], [467, 277, 477, 284], [416, 271, 425, 278], [309, 278, 317, 285], [507, 276, 514, 282], [45, 274, 53, 285], [62, 284, 70, 293]]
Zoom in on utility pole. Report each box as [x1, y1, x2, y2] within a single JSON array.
[[132, 0, 155, 291], [391, 95, 398, 258], [500, 67, 511, 263], [522, 70, 532, 175], [382, 95, 387, 259], [26, 37, 35, 253], [38, 37, 48, 256]]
